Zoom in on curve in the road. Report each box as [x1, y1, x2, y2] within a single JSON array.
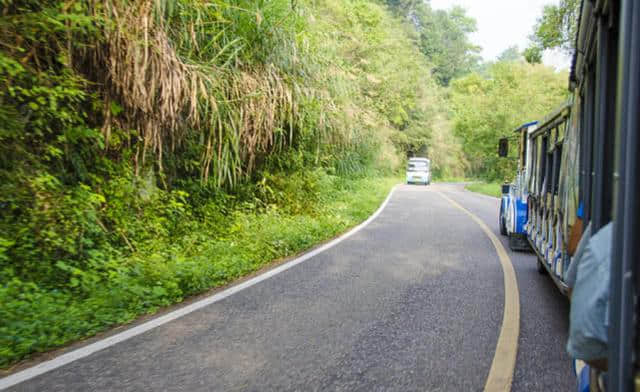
[[438, 191, 521, 392], [0, 188, 400, 391], [2, 184, 522, 391]]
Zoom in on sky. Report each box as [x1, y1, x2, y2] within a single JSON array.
[[430, 0, 572, 70]]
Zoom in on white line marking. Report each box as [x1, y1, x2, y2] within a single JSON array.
[[0, 185, 399, 390]]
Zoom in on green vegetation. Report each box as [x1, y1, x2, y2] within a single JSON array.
[[525, 0, 580, 63], [497, 46, 523, 63], [0, 0, 469, 367], [465, 182, 502, 198], [0, 0, 568, 368], [385, 0, 481, 86], [0, 173, 397, 367], [450, 61, 569, 181]]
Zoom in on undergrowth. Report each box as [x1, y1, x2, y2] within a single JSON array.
[[0, 0, 458, 368], [0, 173, 397, 367]]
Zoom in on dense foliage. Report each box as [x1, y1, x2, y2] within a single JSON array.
[[450, 61, 569, 180], [384, 0, 481, 86], [525, 0, 580, 63], [0, 0, 468, 367], [0, 0, 570, 367], [308, 0, 467, 176]]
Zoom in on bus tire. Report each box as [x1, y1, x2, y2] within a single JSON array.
[[508, 234, 520, 251], [537, 258, 547, 275], [500, 217, 507, 236]]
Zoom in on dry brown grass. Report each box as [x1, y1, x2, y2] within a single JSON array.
[[79, 0, 300, 186]]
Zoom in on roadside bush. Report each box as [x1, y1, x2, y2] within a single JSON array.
[[0, 175, 397, 367]]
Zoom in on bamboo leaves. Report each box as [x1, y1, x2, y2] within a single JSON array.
[[82, 0, 308, 187]]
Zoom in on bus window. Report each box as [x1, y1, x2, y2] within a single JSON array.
[[583, 69, 596, 225], [530, 137, 538, 196], [591, 13, 619, 230], [530, 138, 538, 195], [540, 136, 548, 195], [520, 131, 527, 170], [559, 101, 581, 256], [545, 151, 556, 201], [553, 145, 562, 196]]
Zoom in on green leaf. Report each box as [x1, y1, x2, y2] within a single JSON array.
[[109, 102, 123, 116]]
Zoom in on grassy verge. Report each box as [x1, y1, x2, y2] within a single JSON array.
[[465, 182, 502, 198], [433, 176, 471, 183], [0, 175, 398, 369]]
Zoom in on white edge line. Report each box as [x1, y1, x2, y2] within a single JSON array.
[[0, 185, 399, 390]]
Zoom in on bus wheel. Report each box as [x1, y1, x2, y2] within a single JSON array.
[[508, 234, 521, 251], [500, 217, 507, 236], [537, 258, 547, 275]]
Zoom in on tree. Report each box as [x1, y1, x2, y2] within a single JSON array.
[[416, 6, 481, 85], [497, 46, 521, 63], [525, 0, 580, 63], [450, 62, 569, 180], [523, 46, 543, 64], [384, 1, 481, 86], [384, 0, 423, 11]]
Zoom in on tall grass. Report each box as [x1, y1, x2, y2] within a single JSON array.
[[78, 0, 315, 186], [1, 0, 460, 185], [465, 182, 502, 198]]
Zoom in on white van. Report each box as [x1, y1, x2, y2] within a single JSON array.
[[406, 158, 431, 185]]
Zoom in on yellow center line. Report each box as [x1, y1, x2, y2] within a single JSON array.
[[438, 191, 520, 392]]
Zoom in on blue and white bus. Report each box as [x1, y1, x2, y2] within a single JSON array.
[[526, 103, 572, 292], [498, 121, 538, 251]]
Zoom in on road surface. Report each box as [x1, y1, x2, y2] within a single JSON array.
[[2, 184, 573, 391]]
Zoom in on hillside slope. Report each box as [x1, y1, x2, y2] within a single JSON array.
[[0, 0, 461, 367]]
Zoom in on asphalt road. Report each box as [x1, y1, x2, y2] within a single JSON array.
[[4, 184, 573, 392], [437, 184, 574, 392]]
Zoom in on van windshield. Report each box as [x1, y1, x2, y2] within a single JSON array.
[[407, 162, 429, 171]]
